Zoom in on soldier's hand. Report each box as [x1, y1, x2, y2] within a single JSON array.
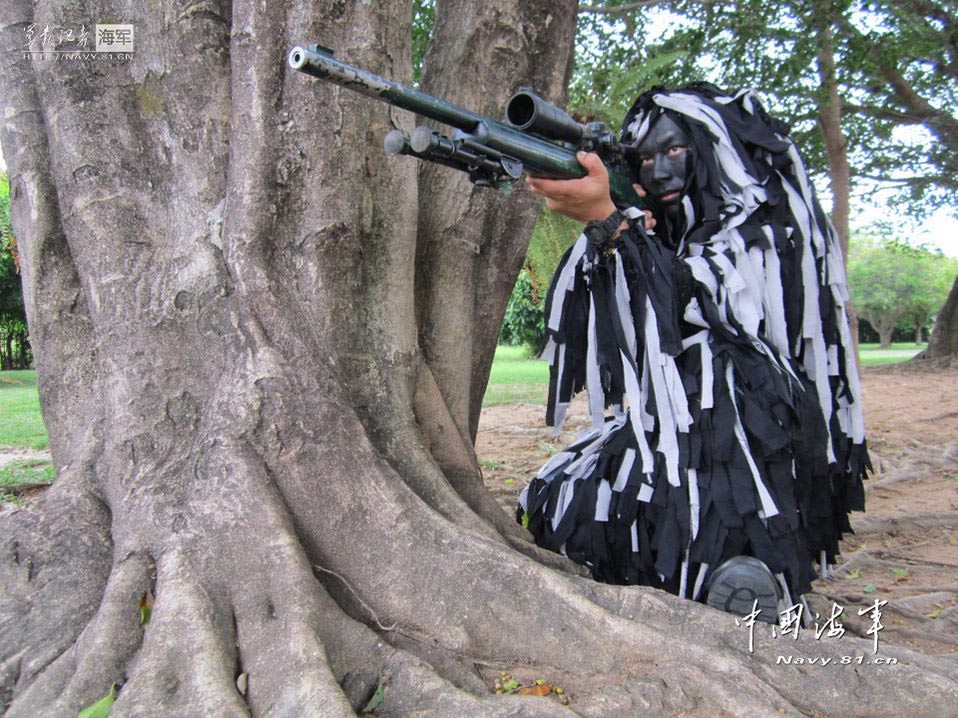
[[526, 152, 617, 224]]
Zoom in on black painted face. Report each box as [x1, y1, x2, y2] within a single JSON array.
[[634, 113, 692, 208]]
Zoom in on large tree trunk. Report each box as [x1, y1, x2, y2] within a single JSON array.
[[1, 2, 957, 717], [914, 275, 958, 366]]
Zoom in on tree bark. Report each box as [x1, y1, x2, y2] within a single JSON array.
[[1, 2, 957, 717], [812, 5, 864, 371], [814, 14, 850, 262], [914, 275, 958, 365]]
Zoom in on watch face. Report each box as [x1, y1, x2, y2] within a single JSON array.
[[633, 114, 692, 208]]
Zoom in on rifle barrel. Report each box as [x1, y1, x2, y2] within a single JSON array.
[[288, 46, 483, 133]]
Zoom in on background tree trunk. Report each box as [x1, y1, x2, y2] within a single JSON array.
[[813, 4, 865, 371], [1, 2, 957, 717], [914, 275, 958, 365]]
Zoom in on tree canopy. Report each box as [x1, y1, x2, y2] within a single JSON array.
[[847, 235, 958, 346], [572, 0, 958, 216]]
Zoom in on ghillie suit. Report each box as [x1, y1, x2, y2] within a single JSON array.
[[519, 84, 868, 611]]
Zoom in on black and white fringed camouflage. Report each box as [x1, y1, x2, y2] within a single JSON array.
[[518, 84, 869, 606]]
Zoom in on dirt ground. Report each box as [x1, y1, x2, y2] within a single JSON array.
[[477, 365, 958, 656]]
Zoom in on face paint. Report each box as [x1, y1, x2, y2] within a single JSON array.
[[634, 114, 692, 209]]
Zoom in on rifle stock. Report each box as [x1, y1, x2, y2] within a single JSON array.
[[288, 44, 643, 208]]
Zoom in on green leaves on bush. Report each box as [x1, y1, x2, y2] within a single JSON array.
[[498, 267, 545, 352]]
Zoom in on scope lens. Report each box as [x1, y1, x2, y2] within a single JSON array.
[[506, 94, 536, 128]]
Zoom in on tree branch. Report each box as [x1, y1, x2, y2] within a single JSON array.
[[842, 103, 930, 124], [855, 173, 958, 190], [578, 0, 674, 15], [877, 63, 948, 123]]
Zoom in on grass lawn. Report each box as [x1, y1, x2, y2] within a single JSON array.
[[483, 345, 550, 406], [484, 342, 927, 406], [858, 342, 925, 366], [0, 370, 49, 449]]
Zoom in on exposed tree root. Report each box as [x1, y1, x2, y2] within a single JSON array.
[[0, 481, 53, 496], [0, 481, 113, 715], [828, 547, 909, 575], [319, 481, 957, 715], [412, 363, 588, 574], [851, 511, 958, 536], [110, 550, 249, 718], [34, 551, 153, 716], [882, 552, 958, 570]]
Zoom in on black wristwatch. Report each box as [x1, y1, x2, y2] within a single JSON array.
[[584, 209, 625, 247]]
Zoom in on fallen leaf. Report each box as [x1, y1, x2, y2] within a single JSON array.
[[78, 685, 116, 718], [501, 679, 520, 693], [519, 684, 552, 696], [863, 584, 877, 593], [139, 588, 154, 626], [845, 570, 860, 579], [890, 568, 909, 577], [362, 682, 385, 714], [926, 609, 943, 619], [236, 672, 248, 696]]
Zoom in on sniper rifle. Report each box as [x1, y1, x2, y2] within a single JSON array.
[[287, 44, 643, 208]]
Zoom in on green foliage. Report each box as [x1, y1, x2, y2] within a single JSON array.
[[571, 1, 958, 216], [498, 267, 545, 351], [526, 207, 581, 299], [0, 172, 31, 370], [499, 206, 581, 353], [847, 236, 956, 346], [412, 0, 435, 83], [499, 211, 580, 353], [0, 173, 22, 316]]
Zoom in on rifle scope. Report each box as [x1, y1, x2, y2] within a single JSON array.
[[505, 89, 584, 143]]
